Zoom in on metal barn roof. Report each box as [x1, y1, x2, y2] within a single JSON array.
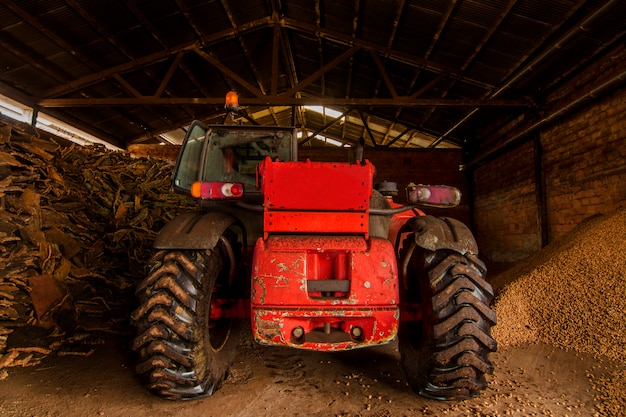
[[0, 0, 625, 153]]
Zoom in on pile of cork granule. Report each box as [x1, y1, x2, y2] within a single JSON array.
[[490, 206, 625, 415]]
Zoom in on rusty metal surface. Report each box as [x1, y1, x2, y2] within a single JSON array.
[[264, 211, 369, 236], [252, 308, 399, 351], [251, 235, 399, 351]]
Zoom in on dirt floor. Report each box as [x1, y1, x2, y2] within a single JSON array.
[[1, 208, 625, 416], [0, 331, 622, 417]]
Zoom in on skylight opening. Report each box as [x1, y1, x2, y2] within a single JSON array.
[[297, 129, 349, 147], [300, 106, 350, 147], [0, 95, 32, 123], [0, 93, 119, 150], [305, 106, 345, 121], [37, 113, 120, 150]]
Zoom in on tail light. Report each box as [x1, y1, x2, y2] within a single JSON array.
[[190, 181, 244, 200], [406, 183, 461, 207]]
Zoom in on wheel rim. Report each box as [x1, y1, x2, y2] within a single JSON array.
[[207, 230, 242, 352], [208, 296, 232, 352]]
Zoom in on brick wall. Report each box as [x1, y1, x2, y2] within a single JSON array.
[[473, 140, 542, 262], [472, 43, 626, 263], [542, 91, 626, 240]]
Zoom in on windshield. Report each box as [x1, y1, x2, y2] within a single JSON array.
[[172, 123, 206, 191], [172, 123, 295, 194]]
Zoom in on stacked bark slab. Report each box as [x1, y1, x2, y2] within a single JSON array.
[[0, 120, 192, 376]]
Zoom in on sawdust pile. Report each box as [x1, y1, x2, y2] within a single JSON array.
[[492, 206, 626, 362]]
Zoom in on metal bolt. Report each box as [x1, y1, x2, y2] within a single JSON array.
[[292, 326, 304, 339]]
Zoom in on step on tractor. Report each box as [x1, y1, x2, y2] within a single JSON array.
[[131, 119, 497, 401]]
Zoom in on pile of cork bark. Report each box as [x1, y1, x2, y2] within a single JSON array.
[[0, 119, 193, 376]]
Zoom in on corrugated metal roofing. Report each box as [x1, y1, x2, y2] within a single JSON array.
[[0, 0, 624, 152]]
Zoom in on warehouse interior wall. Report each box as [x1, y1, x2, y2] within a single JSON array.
[[473, 44, 626, 264]]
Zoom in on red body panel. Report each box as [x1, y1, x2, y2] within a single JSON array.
[[258, 157, 375, 239], [251, 236, 399, 350], [258, 158, 375, 211], [251, 158, 400, 350], [388, 201, 425, 249]]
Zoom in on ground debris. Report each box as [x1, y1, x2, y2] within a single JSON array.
[[592, 369, 626, 417], [0, 120, 194, 369]]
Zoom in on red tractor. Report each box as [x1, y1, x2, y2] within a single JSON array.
[[131, 121, 497, 401]]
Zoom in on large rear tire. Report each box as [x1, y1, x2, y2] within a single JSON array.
[[399, 241, 497, 400], [131, 238, 242, 400]]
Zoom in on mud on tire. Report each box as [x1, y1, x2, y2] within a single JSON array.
[[131, 246, 241, 400], [399, 244, 497, 400]]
